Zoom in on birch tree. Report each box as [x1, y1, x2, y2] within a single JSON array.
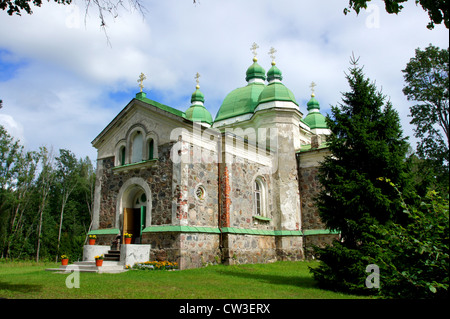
[[35, 146, 54, 262]]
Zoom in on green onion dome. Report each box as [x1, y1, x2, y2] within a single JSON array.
[[266, 62, 283, 82], [303, 94, 328, 129], [245, 57, 266, 82], [256, 62, 298, 106], [190, 86, 205, 104], [215, 57, 266, 122], [185, 85, 213, 125], [214, 83, 266, 122]]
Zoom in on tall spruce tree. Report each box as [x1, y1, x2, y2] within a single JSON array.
[[310, 56, 410, 294]]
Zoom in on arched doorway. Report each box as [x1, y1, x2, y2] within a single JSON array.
[[116, 178, 152, 244], [123, 189, 147, 244]]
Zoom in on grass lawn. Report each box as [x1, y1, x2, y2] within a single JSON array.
[[0, 260, 370, 299]]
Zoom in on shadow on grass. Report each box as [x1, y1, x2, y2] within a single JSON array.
[[216, 269, 318, 290], [0, 281, 42, 295]]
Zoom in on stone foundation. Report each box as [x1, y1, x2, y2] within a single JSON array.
[[303, 233, 340, 259], [222, 233, 278, 265]]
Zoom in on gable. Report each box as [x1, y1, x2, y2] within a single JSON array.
[[92, 94, 188, 158]]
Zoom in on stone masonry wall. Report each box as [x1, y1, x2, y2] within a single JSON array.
[[298, 166, 327, 230], [186, 160, 219, 227], [141, 232, 220, 270], [180, 233, 221, 269], [276, 236, 304, 261], [303, 234, 340, 259], [98, 142, 174, 229], [222, 234, 278, 265], [229, 157, 273, 230]]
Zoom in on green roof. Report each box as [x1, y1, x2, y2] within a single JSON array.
[[135, 92, 186, 119], [303, 111, 328, 129], [307, 96, 320, 111], [186, 104, 213, 125], [245, 59, 266, 82], [303, 95, 328, 129], [190, 88, 205, 103], [297, 142, 329, 153], [257, 82, 298, 106], [267, 64, 283, 82], [215, 82, 266, 122], [88, 228, 120, 235]]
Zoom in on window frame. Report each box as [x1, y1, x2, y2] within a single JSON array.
[[253, 177, 267, 218]]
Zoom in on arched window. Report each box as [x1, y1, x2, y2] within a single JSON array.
[[254, 177, 266, 217], [255, 181, 262, 216], [148, 139, 154, 159], [120, 146, 126, 166], [131, 131, 143, 163]]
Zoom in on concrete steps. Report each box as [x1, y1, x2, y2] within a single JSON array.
[[45, 260, 127, 274], [104, 250, 120, 261]]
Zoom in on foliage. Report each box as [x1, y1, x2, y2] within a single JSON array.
[[126, 260, 179, 271], [369, 179, 449, 299], [0, 0, 71, 16], [124, 232, 132, 238], [310, 56, 411, 294], [0, 125, 95, 262], [402, 44, 449, 192], [94, 255, 103, 260], [0, 0, 146, 32], [344, 0, 449, 29], [60, 254, 68, 260]]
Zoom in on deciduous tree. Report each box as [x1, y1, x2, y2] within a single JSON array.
[[344, 0, 448, 29], [402, 44, 449, 191]]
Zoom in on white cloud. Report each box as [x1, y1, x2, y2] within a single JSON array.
[[0, 114, 25, 144], [0, 0, 448, 160]]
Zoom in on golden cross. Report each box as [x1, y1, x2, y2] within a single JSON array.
[[137, 72, 147, 92], [268, 47, 277, 63], [310, 81, 317, 96], [250, 42, 259, 59], [195, 72, 200, 89]]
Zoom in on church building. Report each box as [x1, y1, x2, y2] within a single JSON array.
[[88, 45, 339, 269]]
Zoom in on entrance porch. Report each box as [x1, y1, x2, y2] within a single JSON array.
[[45, 244, 151, 273]]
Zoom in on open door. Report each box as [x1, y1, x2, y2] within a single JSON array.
[[124, 207, 146, 244], [140, 206, 146, 237], [122, 189, 147, 244], [123, 208, 135, 239]]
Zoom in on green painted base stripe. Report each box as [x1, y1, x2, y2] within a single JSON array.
[[143, 226, 221, 234], [88, 228, 120, 235], [303, 229, 340, 236], [90, 227, 339, 237]]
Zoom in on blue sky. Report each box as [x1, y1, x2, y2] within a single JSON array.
[[0, 0, 448, 161]]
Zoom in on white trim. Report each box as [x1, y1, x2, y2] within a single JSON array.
[[145, 132, 159, 159], [115, 177, 152, 230], [254, 100, 299, 113], [247, 78, 265, 84], [252, 175, 268, 218], [212, 113, 253, 128]]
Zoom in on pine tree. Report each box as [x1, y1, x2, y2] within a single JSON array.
[[310, 56, 410, 294]]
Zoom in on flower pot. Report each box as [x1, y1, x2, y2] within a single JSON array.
[[89, 239, 96, 245], [61, 259, 69, 266], [95, 259, 103, 267], [125, 237, 132, 244]]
